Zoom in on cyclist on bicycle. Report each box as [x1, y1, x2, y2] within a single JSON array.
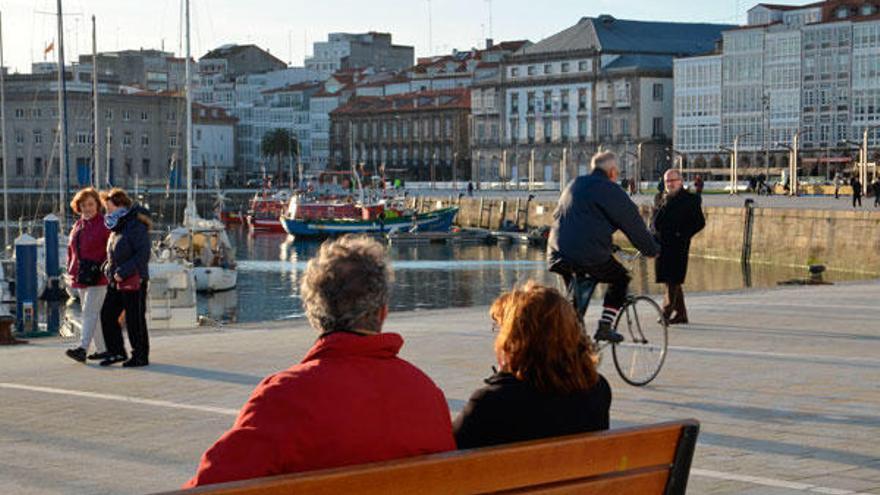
[[548, 151, 660, 344]]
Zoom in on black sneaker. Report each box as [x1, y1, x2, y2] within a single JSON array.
[[87, 351, 111, 361], [594, 322, 625, 344], [65, 347, 87, 363], [99, 354, 128, 367], [122, 357, 149, 368]]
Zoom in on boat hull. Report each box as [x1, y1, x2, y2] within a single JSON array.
[[281, 207, 458, 238], [193, 267, 237, 292], [246, 215, 286, 233]]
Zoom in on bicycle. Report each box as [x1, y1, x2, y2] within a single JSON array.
[[560, 247, 668, 386]]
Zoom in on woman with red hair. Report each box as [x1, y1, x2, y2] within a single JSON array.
[[453, 282, 611, 449]]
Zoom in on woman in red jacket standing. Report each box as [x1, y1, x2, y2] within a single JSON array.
[[65, 188, 112, 363]]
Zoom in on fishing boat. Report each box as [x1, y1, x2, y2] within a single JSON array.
[[246, 188, 290, 233], [281, 201, 458, 237]]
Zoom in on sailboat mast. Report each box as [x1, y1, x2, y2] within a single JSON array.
[[56, 0, 69, 230], [92, 15, 100, 188], [0, 11, 9, 248], [184, 0, 193, 215]]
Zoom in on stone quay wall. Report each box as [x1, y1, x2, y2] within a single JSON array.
[[415, 196, 880, 275]]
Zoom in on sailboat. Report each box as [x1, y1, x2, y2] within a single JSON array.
[[162, 0, 237, 293]]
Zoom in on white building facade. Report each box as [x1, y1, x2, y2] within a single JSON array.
[[674, 1, 880, 177]]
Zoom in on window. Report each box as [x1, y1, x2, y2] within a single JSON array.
[[14, 109, 24, 118], [527, 92, 535, 113], [543, 91, 552, 113], [167, 111, 177, 121], [105, 109, 113, 120], [141, 111, 149, 121], [510, 67, 519, 78], [652, 117, 664, 137], [653, 83, 664, 101], [169, 134, 178, 148], [561, 62, 570, 73], [527, 120, 535, 143], [14, 131, 23, 145], [125, 158, 133, 176], [141, 134, 150, 147], [123, 132, 132, 146], [561, 119, 570, 141], [196, 129, 202, 140], [33, 129, 42, 145], [620, 119, 630, 137], [544, 64, 553, 75], [34, 157, 43, 176], [561, 90, 570, 112], [76, 132, 89, 145], [510, 93, 519, 114], [527, 65, 536, 76], [578, 118, 587, 141], [578, 89, 588, 111], [600, 118, 612, 138], [543, 119, 552, 143], [16, 157, 24, 176], [578, 60, 589, 72], [122, 111, 131, 121], [142, 159, 151, 177]]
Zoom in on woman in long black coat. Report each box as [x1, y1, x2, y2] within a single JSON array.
[[652, 170, 705, 324]]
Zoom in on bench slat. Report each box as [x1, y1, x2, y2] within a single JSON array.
[[169, 420, 697, 495], [498, 466, 670, 495]]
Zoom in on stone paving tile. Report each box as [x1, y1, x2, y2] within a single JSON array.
[[0, 281, 878, 494]]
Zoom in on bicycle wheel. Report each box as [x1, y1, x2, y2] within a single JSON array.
[[611, 296, 668, 386]]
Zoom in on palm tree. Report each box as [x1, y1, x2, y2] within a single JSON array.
[[261, 128, 292, 182]]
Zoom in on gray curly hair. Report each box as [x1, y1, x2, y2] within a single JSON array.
[[300, 235, 392, 334]]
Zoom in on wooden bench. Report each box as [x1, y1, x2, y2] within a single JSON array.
[[159, 419, 699, 495]]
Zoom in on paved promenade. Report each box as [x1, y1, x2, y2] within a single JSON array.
[[1, 281, 879, 494]]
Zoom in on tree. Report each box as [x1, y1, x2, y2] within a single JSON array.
[[261, 128, 293, 182]]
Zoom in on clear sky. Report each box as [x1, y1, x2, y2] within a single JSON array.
[[0, 0, 806, 74]]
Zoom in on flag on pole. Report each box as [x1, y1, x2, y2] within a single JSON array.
[[44, 41, 55, 55]]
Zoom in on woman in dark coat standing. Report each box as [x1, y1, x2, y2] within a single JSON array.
[[99, 188, 153, 367], [653, 169, 705, 324], [453, 283, 611, 449]]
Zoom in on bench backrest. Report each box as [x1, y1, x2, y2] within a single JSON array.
[[162, 419, 699, 495]]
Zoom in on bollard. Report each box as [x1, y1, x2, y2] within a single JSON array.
[[15, 234, 38, 335], [41, 214, 66, 304]]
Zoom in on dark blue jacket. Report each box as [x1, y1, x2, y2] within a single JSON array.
[[548, 169, 659, 270], [104, 205, 152, 283]]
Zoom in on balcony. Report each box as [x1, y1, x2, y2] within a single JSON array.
[[597, 97, 612, 109]]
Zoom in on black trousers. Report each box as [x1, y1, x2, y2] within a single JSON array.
[[559, 258, 630, 311], [101, 283, 149, 360], [853, 194, 862, 207]]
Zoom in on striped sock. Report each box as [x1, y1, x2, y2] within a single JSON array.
[[600, 306, 620, 325]]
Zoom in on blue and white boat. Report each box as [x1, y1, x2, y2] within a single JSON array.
[[280, 206, 458, 238]]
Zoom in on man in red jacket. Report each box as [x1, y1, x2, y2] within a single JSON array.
[[184, 235, 455, 488]]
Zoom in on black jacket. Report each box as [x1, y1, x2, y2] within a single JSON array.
[[652, 190, 705, 284], [104, 205, 152, 283], [453, 372, 611, 450], [549, 169, 659, 270]]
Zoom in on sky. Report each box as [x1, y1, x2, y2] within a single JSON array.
[[0, 0, 807, 74]]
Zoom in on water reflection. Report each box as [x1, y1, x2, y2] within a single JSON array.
[[198, 229, 872, 324]]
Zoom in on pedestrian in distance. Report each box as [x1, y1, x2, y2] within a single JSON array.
[[64, 188, 112, 363], [184, 236, 454, 488], [467, 181, 474, 197], [872, 177, 880, 208], [98, 188, 153, 367], [833, 172, 843, 199], [694, 175, 704, 195], [453, 282, 610, 450], [652, 169, 705, 325], [851, 175, 863, 208]]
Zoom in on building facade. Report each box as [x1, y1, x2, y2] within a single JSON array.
[[1, 84, 186, 189], [199, 44, 288, 80], [329, 89, 471, 183], [674, 1, 880, 178], [193, 104, 237, 186], [305, 32, 414, 76], [78, 49, 188, 91], [472, 15, 733, 186]]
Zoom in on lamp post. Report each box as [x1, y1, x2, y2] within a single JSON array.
[[774, 130, 799, 196], [861, 124, 880, 194], [724, 133, 751, 195], [452, 151, 458, 190]]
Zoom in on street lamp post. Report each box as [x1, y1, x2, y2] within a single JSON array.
[[559, 147, 567, 192], [431, 152, 437, 190], [774, 130, 800, 196], [726, 133, 752, 195], [452, 151, 458, 190], [528, 148, 535, 191]]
